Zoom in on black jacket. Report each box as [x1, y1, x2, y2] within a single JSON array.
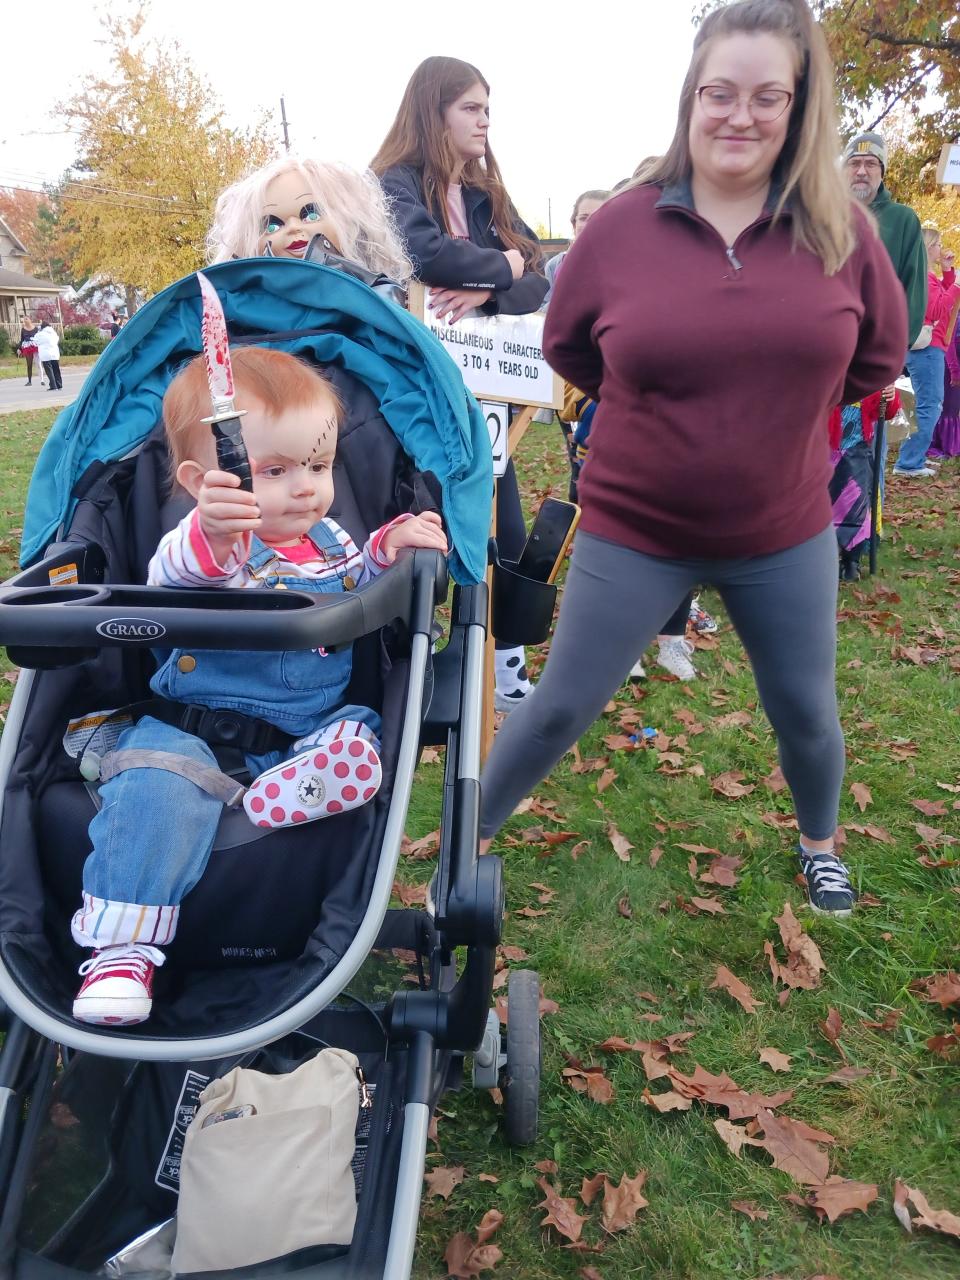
[[380, 164, 547, 316]]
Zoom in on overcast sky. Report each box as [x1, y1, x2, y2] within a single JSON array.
[[1, 0, 697, 236]]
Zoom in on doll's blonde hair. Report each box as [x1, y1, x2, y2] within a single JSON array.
[[206, 155, 412, 282]]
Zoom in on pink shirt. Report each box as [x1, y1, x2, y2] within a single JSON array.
[[445, 184, 470, 240]]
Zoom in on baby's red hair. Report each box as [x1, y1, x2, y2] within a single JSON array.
[[163, 347, 342, 467]]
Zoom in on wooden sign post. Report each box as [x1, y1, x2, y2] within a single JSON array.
[[407, 283, 562, 754]]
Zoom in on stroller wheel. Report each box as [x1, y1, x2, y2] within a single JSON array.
[[501, 968, 541, 1146]]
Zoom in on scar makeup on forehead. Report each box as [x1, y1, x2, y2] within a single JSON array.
[[299, 416, 338, 466]]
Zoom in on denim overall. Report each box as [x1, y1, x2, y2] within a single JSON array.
[[74, 520, 382, 945]]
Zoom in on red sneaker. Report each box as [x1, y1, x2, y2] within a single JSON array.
[[73, 944, 165, 1025]]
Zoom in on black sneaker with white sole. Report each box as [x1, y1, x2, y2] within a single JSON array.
[[798, 847, 857, 917]]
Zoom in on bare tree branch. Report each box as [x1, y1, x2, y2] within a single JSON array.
[[866, 62, 939, 131], [862, 28, 960, 55]]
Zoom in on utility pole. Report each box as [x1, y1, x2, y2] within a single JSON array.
[[547, 197, 552, 239], [280, 96, 291, 153]]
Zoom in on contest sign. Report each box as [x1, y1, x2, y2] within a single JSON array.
[[936, 143, 960, 187], [407, 285, 562, 410]]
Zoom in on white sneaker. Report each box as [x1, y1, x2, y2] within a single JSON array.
[[656, 636, 697, 681], [892, 466, 935, 478], [630, 659, 646, 679]]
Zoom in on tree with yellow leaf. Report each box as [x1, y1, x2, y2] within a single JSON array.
[[59, 5, 272, 307]]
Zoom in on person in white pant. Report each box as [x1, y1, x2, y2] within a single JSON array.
[[34, 322, 62, 390]]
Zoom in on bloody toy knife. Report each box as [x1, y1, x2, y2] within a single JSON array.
[[196, 270, 253, 492]]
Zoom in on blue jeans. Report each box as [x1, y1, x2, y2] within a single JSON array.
[[72, 705, 380, 949], [897, 347, 946, 471]]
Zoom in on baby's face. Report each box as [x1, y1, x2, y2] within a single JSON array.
[[240, 396, 339, 546], [258, 169, 342, 259]]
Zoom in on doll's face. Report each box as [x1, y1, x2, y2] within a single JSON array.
[[257, 169, 342, 259]]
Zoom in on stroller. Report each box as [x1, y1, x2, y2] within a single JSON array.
[[0, 260, 542, 1279]]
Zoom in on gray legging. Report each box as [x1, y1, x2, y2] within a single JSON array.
[[479, 526, 844, 842]]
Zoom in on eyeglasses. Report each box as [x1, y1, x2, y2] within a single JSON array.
[[845, 156, 882, 172], [696, 85, 793, 123]]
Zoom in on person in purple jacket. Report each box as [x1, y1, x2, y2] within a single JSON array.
[[477, 0, 907, 917]]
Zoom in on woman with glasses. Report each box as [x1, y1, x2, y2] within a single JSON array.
[[477, 0, 906, 918], [373, 57, 548, 712]]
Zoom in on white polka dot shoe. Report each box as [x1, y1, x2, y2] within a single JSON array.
[[243, 722, 382, 828]]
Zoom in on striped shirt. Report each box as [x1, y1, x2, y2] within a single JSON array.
[[148, 509, 411, 590]]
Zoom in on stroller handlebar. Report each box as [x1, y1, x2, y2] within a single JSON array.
[[0, 548, 448, 655]]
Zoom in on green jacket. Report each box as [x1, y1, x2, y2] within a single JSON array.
[[870, 185, 928, 348]]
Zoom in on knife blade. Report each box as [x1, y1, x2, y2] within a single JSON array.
[[196, 270, 253, 492]]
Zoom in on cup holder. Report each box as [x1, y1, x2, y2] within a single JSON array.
[[3, 585, 108, 607], [491, 558, 557, 646]]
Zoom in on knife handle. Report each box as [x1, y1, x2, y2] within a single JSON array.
[[212, 422, 254, 493]]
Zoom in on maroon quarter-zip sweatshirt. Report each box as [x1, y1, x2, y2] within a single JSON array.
[[543, 181, 907, 559]]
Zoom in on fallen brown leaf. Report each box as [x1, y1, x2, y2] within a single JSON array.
[[601, 1171, 649, 1233], [641, 1087, 693, 1113], [713, 1117, 755, 1158], [536, 1177, 589, 1243], [607, 822, 633, 862], [911, 972, 960, 1008], [819, 1008, 845, 1058], [762, 765, 787, 793], [563, 1064, 616, 1105], [730, 1199, 769, 1221], [402, 829, 440, 860], [580, 1172, 607, 1206], [699, 855, 744, 888], [912, 798, 948, 818], [926, 1027, 960, 1057], [425, 1165, 465, 1199], [444, 1209, 504, 1278], [798, 1177, 878, 1223], [752, 1108, 831, 1185], [617, 895, 632, 919], [845, 822, 895, 844], [765, 902, 826, 992], [894, 1180, 960, 1240], [691, 895, 726, 915], [478, 1174, 499, 1184], [534, 1159, 559, 1174], [597, 768, 617, 794], [711, 769, 756, 798], [758, 1046, 792, 1073], [818, 1066, 871, 1084], [710, 965, 762, 1013], [849, 781, 872, 812], [861, 1008, 902, 1032]]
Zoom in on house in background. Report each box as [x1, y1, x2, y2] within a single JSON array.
[[0, 215, 64, 342]]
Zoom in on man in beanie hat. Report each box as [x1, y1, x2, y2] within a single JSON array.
[[842, 130, 927, 347]]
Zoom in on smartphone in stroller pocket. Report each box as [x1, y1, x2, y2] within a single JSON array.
[[514, 498, 581, 584]]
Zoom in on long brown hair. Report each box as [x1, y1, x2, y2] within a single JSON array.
[[628, 0, 858, 275], [371, 56, 542, 271]]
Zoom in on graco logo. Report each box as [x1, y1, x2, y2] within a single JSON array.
[[96, 618, 166, 642]]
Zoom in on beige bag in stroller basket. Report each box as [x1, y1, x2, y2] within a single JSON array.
[[171, 1048, 361, 1273]]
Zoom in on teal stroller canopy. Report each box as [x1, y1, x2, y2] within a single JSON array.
[[21, 258, 492, 584]]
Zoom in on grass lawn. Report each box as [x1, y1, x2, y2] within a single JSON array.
[[0, 356, 98, 381], [1, 407, 958, 1278]]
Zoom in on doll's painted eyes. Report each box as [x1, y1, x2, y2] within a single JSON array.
[[260, 204, 322, 235]]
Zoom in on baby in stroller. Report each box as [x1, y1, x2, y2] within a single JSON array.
[[71, 345, 446, 1028]]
